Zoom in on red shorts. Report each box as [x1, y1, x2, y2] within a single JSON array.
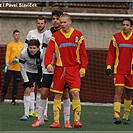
[[50, 65, 80, 94], [114, 73, 133, 89]]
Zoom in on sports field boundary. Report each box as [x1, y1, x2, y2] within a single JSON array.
[[3, 99, 122, 107]]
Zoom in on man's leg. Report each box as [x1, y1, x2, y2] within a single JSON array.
[[122, 88, 132, 124], [43, 97, 48, 121], [11, 71, 21, 105], [71, 90, 82, 128], [29, 91, 35, 117], [50, 93, 62, 128], [31, 99, 46, 127], [20, 88, 31, 121], [63, 88, 72, 128], [31, 87, 49, 127], [1, 71, 12, 103], [113, 86, 124, 124], [34, 84, 41, 118]]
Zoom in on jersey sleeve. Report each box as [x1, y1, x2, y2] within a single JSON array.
[[19, 50, 29, 82], [5, 43, 11, 64], [42, 30, 52, 48], [106, 36, 116, 68], [44, 37, 55, 68], [79, 35, 88, 70]]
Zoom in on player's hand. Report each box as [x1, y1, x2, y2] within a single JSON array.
[[3, 64, 9, 73], [12, 58, 19, 64], [79, 71, 85, 78], [23, 82, 33, 89], [47, 65, 54, 73], [132, 64, 133, 70], [106, 68, 112, 77]]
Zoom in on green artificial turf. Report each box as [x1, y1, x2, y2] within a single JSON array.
[[0, 102, 133, 132]]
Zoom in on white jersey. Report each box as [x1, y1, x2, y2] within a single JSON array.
[[19, 48, 43, 82], [25, 29, 46, 49], [25, 29, 48, 75], [42, 28, 55, 74]]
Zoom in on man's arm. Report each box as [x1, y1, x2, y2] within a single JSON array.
[[106, 36, 116, 76], [79, 35, 88, 76], [19, 52, 29, 82], [44, 38, 55, 71]]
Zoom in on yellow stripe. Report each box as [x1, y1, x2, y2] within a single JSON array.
[[54, 41, 63, 66], [70, 88, 80, 92], [125, 86, 133, 89], [131, 57, 133, 74], [113, 39, 119, 74], [76, 36, 84, 63], [60, 28, 74, 38], [51, 36, 55, 41], [50, 88, 63, 94], [107, 65, 111, 69], [121, 31, 133, 40], [115, 84, 124, 86], [51, 36, 62, 66], [80, 68, 86, 73]]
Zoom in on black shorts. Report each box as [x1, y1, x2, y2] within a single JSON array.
[[26, 72, 41, 89], [41, 74, 69, 89], [41, 74, 53, 88]]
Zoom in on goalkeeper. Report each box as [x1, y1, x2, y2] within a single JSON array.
[[106, 18, 133, 125], [0, 30, 24, 105]]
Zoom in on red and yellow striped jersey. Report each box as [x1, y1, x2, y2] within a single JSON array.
[[45, 28, 88, 70], [106, 31, 133, 74]]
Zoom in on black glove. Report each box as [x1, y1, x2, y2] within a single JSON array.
[[23, 82, 33, 89], [106, 69, 112, 77], [132, 64, 133, 70]]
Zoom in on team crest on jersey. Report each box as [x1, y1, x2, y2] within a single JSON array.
[[75, 36, 79, 43], [19, 46, 23, 49]]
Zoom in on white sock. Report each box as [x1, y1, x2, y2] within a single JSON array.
[[38, 99, 46, 121], [44, 98, 48, 116], [63, 98, 71, 122], [30, 92, 35, 111], [24, 96, 30, 116], [36, 92, 41, 112]]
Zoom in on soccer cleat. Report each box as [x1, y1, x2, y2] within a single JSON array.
[[50, 121, 60, 128], [0, 98, 4, 104], [33, 111, 38, 118], [74, 120, 82, 128], [63, 121, 72, 128], [31, 119, 44, 127], [44, 115, 48, 122], [11, 101, 19, 106], [113, 117, 121, 124], [29, 110, 35, 117], [20, 115, 30, 121], [122, 118, 130, 124]]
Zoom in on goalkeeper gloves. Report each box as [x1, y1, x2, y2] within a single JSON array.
[[12, 58, 19, 64], [3, 64, 9, 73], [106, 68, 112, 77]]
